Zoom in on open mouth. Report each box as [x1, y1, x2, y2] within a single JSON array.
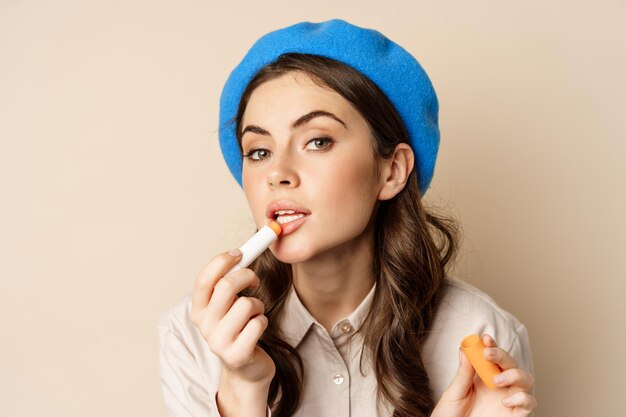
[[273, 210, 308, 225]]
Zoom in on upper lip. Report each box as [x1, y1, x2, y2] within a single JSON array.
[[266, 200, 311, 220]]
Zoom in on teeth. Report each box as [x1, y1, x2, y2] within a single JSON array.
[[275, 209, 296, 215], [275, 213, 305, 225]]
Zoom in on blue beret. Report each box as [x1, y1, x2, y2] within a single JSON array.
[[219, 19, 439, 196]]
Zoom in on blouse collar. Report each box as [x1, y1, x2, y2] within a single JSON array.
[[277, 282, 377, 348]]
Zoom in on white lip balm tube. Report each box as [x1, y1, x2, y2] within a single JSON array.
[[227, 221, 282, 274]]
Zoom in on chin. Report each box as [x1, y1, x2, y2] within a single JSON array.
[[270, 249, 310, 265], [269, 241, 316, 265]]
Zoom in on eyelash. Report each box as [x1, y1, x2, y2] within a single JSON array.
[[243, 137, 334, 163]]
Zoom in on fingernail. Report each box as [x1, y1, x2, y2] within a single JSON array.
[[488, 335, 496, 346], [494, 373, 507, 384], [502, 396, 513, 406], [229, 249, 242, 257], [484, 347, 496, 356]]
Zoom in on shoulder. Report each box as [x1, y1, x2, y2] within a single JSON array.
[[157, 290, 211, 356], [423, 277, 535, 400], [433, 277, 527, 344], [157, 291, 195, 343], [157, 291, 221, 389]]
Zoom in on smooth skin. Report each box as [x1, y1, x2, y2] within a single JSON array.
[[240, 72, 401, 333], [432, 334, 537, 416], [191, 71, 537, 416], [190, 250, 272, 417]]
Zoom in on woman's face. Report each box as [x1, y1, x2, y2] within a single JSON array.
[[240, 71, 384, 264]]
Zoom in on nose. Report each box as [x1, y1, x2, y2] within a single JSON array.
[[267, 155, 300, 189]]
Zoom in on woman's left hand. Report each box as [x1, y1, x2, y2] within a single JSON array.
[[431, 334, 537, 417]]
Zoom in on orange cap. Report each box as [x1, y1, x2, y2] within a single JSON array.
[[268, 221, 282, 236], [461, 334, 502, 389]]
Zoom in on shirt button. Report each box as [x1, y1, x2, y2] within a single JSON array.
[[332, 374, 345, 385], [340, 322, 353, 334]]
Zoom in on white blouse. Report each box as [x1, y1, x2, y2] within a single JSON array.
[[158, 277, 535, 416]]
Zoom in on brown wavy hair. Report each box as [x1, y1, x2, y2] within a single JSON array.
[[235, 53, 460, 417]]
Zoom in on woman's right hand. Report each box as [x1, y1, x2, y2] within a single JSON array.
[[190, 248, 276, 386]]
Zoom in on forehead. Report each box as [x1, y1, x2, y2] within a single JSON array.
[[242, 72, 360, 126]]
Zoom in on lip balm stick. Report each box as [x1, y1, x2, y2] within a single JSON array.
[[461, 334, 502, 389], [227, 222, 282, 274]]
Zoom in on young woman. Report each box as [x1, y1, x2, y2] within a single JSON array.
[[158, 19, 537, 417]]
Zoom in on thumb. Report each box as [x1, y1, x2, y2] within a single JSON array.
[[442, 348, 477, 401]]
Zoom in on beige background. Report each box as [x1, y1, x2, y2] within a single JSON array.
[[1, 0, 624, 416]]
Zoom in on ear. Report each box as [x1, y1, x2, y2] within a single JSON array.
[[377, 143, 414, 201]]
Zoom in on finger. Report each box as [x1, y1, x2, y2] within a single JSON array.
[[206, 296, 265, 353], [440, 348, 476, 402], [483, 346, 518, 370], [482, 333, 498, 348], [231, 315, 269, 361], [503, 391, 537, 412], [191, 250, 242, 314], [219, 296, 266, 339], [206, 269, 260, 321], [493, 368, 536, 390]]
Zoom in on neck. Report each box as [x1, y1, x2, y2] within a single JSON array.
[[291, 225, 376, 333]]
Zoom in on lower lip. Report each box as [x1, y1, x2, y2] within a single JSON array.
[[276, 214, 309, 236]]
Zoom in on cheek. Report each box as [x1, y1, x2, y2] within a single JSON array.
[[242, 173, 267, 224], [313, 156, 378, 221]]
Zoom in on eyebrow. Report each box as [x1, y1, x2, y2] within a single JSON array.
[[240, 110, 347, 138]]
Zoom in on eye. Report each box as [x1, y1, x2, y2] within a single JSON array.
[[305, 137, 334, 151], [243, 148, 271, 162]]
